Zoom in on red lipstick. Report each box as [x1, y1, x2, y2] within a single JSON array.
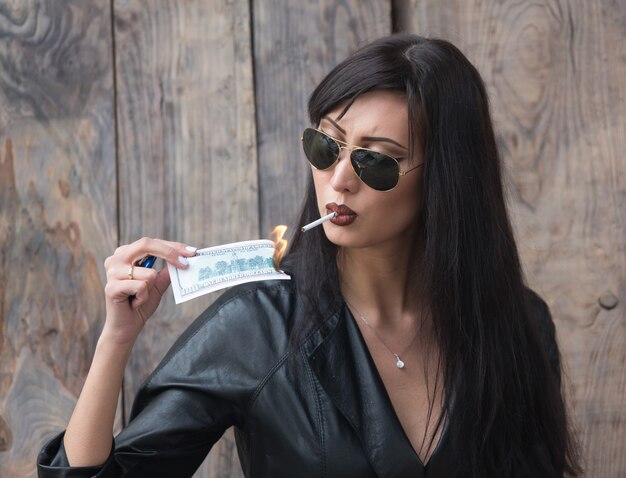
[[326, 203, 357, 226]]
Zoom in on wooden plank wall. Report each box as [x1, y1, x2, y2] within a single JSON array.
[[0, 1, 120, 476], [113, 2, 260, 476], [0, 0, 623, 476], [254, 1, 391, 234]]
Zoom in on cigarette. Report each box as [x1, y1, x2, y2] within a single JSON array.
[[301, 212, 337, 232]]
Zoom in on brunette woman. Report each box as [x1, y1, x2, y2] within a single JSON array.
[[38, 33, 581, 477]]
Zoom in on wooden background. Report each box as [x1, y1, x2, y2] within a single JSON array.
[[0, 0, 623, 476]]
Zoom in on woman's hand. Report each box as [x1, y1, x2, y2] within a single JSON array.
[[101, 237, 197, 345]]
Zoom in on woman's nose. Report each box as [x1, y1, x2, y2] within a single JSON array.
[[329, 147, 359, 193]]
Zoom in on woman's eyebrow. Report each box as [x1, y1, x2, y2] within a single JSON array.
[[323, 116, 346, 134], [360, 136, 407, 150], [323, 116, 407, 150]]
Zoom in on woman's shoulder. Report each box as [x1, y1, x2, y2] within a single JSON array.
[[121, 280, 303, 445], [146, 280, 299, 386], [195, 279, 299, 338]]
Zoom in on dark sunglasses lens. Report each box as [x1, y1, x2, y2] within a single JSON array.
[[302, 129, 339, 170], [351, 150, 399, 191]]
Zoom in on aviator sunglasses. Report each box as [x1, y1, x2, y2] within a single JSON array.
[[301, 128, 423, 191]]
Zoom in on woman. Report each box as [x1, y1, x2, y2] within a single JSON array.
[[38, 34, 581, 477]]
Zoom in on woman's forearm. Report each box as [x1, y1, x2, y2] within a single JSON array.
[[63, 334, 133, 467], [61, 238, 194, 466]]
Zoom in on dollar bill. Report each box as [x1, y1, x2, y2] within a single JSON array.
[[167, 239, 290, 304]]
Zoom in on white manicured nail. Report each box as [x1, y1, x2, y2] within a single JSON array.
[[185, 246, 197, 253], [178, 256, 189, 266]]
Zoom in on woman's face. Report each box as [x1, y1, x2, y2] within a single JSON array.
[[311, 90, 424, 251]]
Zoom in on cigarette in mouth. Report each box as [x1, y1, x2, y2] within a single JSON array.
[[301, 212, 337, 232]]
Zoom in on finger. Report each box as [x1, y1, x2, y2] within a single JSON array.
[[105, 279, 149, 306], [105, 239, 197, 273], [107, 264, 158, 283], [154, 266, 172, 293], [123, 237, 197, 270], [153, 282, 164, 297], [130, 278, 154, 308]]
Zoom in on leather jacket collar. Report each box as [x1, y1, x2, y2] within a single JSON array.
[[305, 299, 453, 477]]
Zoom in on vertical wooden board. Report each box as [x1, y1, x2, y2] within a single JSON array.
[[0, 1, 117, 476], [399, 0, 626, 475], [113, 1, 256, 476], [253, 0, 392, 235]]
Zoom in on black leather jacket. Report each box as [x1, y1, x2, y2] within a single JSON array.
[[38, 280, 559, 477]]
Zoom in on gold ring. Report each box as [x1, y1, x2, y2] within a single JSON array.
[[128, 264, 134, 280]]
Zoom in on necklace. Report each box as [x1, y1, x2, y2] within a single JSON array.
[[346, 300, 419, 370]]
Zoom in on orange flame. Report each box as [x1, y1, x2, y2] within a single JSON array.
[[270, 225, 288, 270]]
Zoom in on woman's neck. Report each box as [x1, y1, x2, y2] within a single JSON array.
[[337, 233, 426, 329]]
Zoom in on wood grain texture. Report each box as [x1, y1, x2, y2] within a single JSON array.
[[113, 1, 256, 476], [0, 1, 117, 476], [253, 0, 393, 235], [399, 0, 626, 476]]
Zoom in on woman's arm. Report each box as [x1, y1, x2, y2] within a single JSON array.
[[63, 335, 133, 466], [62, 238, 196, 467]]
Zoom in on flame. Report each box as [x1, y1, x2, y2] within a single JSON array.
[[270, 225, 288, 270]]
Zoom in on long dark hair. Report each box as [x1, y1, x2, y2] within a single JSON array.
[[283, 34, 581, 476]]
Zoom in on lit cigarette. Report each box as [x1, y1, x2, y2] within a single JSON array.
[[301, 212, 337, 232]]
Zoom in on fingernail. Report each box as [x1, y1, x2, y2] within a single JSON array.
[[185, 246, 197, 253], [178, 255, 189, 266]]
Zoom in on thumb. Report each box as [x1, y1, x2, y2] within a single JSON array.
[[154, 266, 172, 297]]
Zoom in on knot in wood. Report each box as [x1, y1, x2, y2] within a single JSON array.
[[598, 292, 619, 310]]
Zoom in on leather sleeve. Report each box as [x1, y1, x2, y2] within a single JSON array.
[[37, 283, 289, 477]]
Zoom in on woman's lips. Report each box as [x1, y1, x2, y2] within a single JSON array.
[[326, 203, 357, 226]]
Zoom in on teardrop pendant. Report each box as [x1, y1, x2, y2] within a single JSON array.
[[395, 355, 405, 369]]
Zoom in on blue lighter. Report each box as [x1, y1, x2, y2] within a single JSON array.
[[128, 255, 157, 304], [137, 255, 157, 268]]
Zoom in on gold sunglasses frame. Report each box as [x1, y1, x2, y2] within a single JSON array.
[[301, 128, 423, 192]]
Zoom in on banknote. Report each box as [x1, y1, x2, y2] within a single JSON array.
[[167, 239, 290, 304]]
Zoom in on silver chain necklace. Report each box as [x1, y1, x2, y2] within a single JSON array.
[[346, 300, 419, 370]]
